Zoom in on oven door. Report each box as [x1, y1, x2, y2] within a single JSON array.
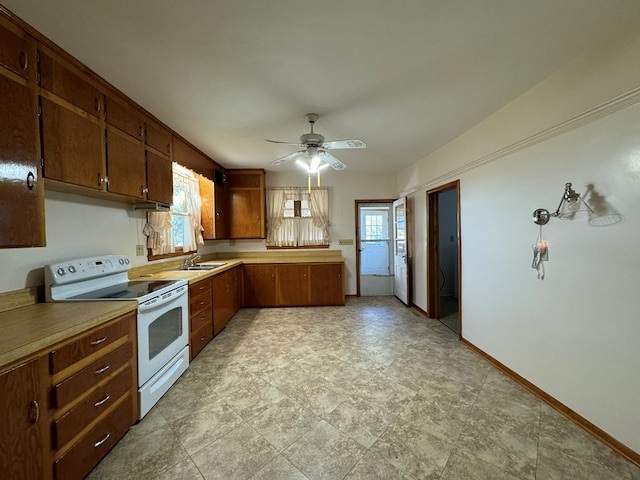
[[137, 284, 189, 387]]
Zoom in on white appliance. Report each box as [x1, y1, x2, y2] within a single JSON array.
[[45, 255, 189, 419]]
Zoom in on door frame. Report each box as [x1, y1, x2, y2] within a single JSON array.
[[354, 199, 396, 297], [426, 180, 461, 338]]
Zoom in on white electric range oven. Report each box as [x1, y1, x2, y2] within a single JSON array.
[[45, 255, 189, 419]]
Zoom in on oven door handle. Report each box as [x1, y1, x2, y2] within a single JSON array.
[[138, 285, 187, 312]]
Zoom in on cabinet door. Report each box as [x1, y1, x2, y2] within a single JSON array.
[[0, 356, 48, 480], [198, 174, 216, 239], [145, 120, 172, 156], [214, 173, 228, 239], [146, 150, 173, 204], [276, 264, 309, 306], [106, 129, 146, 199], [40, 96, 104, 189], [0, 19, 31, 80], [228, 189, 264, 238], [232, 265, 243, 313], [309, 263, 345, 305], [0, 74, 44, 247], [105, 95, 145, 140], [39, 50, 102, 117], [212, 271, 233, 335], [243, 264, 276, 307]]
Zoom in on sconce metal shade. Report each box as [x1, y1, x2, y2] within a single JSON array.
[[532, 182, 593, 224]]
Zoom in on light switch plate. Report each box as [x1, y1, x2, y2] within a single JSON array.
[[136, 244, 146, 256]]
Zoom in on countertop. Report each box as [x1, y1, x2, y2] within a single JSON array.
[[0, 301, 137, 367]]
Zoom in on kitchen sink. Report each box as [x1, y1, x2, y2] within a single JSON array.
[[179, 262, 226, 271]]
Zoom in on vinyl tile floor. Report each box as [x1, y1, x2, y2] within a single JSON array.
[[87, 296, 638, 480]]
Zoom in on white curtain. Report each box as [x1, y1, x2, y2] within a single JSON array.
[[173, 163, 204, 252], [266, 188, 286, 245], [266, 187, 329, 247], [143, 211, 173, 255], [309, 187, 330, 245]]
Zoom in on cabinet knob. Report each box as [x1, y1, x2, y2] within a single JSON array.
[[166, 143, 171, 154], [94, 97, 100, 112], [97, 173, 104, 187], [26, 171, 36, 190], [19, 51, 28, 70], [142, 186, 149, 195], [28, 400, 40, 424], [139, 125, 144, 137]]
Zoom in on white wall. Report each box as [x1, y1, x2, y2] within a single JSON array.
[[398, 29, 640, 453], [212, 169, 397, 295]]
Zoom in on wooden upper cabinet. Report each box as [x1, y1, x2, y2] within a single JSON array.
[[38, 49, 102, 117], [173, 137, 214, 178], [105, 95, 145, 140], [145, 120, 171, 156], [146, 150, 173, 204], [0, 18, 32, 80], [227, 169, 265, 239], [105, 129, 146, 199], [40, 96, 104, 189], [0, 67, 45, 247]]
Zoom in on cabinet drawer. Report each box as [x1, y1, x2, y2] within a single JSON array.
[[50, 315, 131, 374], [0, 20, 30, 79], [54, 394, 132, 480], [53, 366, 133, 449], [39, 51, 102, 116], [189, 279, 212, 299], [190, 322, 213, 360], [53, 342, 133, 409], [190, 305, 212, 333]]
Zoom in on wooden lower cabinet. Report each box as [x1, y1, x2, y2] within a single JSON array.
[[243, 264, 276, 307], [244, 262, 345, 307], [212, 267, 242, 335], [189, 278, 213, 360], [276, 264, 309, 306], [309, 263, 345, 306], [50, 312, 138, 480], [0, 355, 50, 480]]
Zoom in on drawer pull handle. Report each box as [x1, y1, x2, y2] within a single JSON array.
[[94, 364, 110, 375], [19, 51, 28, 70], [94, 395, 111, 407], [94, 433, 110, 448], [90, 336, 107, 346], [200, 336, 206, 341], [29, 400, 40, 424]]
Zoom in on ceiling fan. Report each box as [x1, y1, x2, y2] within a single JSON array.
[[267, 113, 366, 172]]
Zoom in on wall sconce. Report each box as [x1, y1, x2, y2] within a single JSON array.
[[532, 182, 593, 225]]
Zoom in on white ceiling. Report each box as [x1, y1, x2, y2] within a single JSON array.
[[4, 0, 640, 174]]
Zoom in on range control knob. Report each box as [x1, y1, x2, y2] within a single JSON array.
[[124, 258, 130, 264], [68, 265, 76, 273], [56, 267, 66, 276], [119, 258, 124, 265]]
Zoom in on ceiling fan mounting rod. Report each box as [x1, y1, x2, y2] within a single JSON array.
[[305, 113, 319, 133]]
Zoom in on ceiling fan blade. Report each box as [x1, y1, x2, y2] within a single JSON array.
[[322, 139, 366, 150], [319, 151, 347, 170], [266, 139, 304, 146], [269, 150, 305, 166]]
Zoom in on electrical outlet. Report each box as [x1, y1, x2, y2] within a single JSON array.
[[339, 239, 354, 245], [136, 244, 146, 256]]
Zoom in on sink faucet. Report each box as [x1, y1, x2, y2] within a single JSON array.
[[183, 253, 201, 268]]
